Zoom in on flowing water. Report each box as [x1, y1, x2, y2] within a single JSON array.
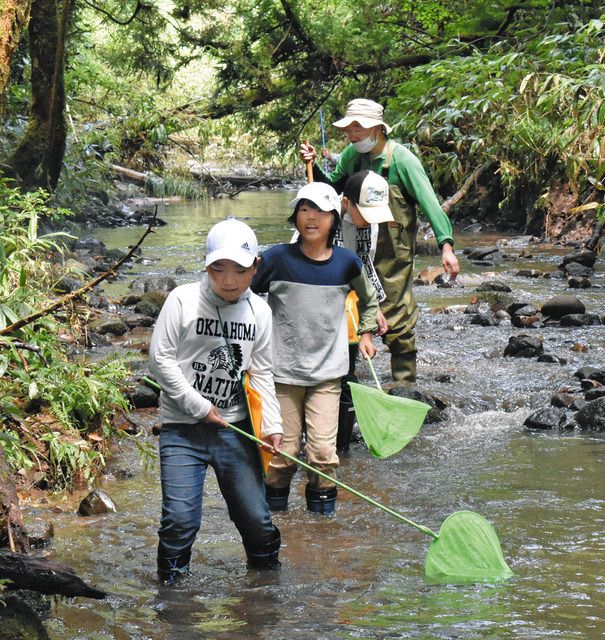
[[23, 192, 605, 639]]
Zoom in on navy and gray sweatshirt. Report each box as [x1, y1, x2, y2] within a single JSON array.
[[251, 243, 378, 386]]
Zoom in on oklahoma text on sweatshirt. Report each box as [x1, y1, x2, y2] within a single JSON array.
[[149, 276, 283, 436]]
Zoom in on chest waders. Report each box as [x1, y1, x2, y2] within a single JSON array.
[[356, 142, 419, 383]]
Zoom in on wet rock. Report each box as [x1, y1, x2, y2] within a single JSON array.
[[503, 334, 544, 358], [73, 238, 107, 256], [84, 331, 112, 348], [573, 367, 605, 383], [27, 521, 55, 548], [465, 301, 491, 315], [475, 282, 512, 293], [0, 594, 51, 640], [515, 269, 544, 278], [124, 313, 156, 328], [524, 407, 566, 430], [580, 378, 602, 392], [543, 270, 565, 279], [559, 249, 597, 268], [570, 398, 587, 411], [128, 277, 147, 293], [78, 490, 117, 516], [537, 354, 568, 365], [568, 276, 592, 289], [128, 384, 159, 408], [562, 262, 593, 278], [134, 299, 161, 319], [434, 374, 453, 383], [105, 247, 128, 262], [87, 315, 128, 336], [387, 387, 447, 423], [462, 223, 483, 233], [575, 397, 605, 431], [507, 302, 535, 315], [64, 257, 94, 276], [511, 315, 541, 329], [550, 392, 575, 408], [466, 247, 501, 261], [144, 276, 177, 294], [53, 275, 83, 294], [175, 265, 188, 275], [140, 290, 168, 307], [470, 313, 497, 326], [120, 293, 142, 306], [85, 293, 110, 310], [494, 310, 511, 322], [541, 294, 585, 319], [585, 387, 605, 401], [559, 313, 601, 327]]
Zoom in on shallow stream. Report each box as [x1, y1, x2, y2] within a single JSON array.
[[24, 192, 605, 639]]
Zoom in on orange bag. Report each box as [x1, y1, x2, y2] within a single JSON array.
[[242, 372, 272, 476], [346, 291, 360, 344]]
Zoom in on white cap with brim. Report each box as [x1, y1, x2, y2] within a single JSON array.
[[289, 182, 341, 213], [333, 98, 393, 135], [345, 170, 394, 224], [205, 217, 258, 268]]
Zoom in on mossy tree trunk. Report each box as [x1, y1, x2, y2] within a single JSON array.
[[0, 0, 32, 116], [8, 0, 72, 190]]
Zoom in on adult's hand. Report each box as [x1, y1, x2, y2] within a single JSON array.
[[441, 243, 460, 279], [376, 309, 388, 336], [201, 405, 227, 428], [299, 141, 317, 163], [261, 433, 283, 455]]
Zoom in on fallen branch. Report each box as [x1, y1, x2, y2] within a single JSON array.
[[108, 163, 147, 184], [0, 340, 49, 366], [442, 162, 496, 215], [0, 218, 156, 336], [0, 551, 106, 599]]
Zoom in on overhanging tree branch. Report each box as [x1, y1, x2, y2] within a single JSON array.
[[82, 0, 147, 26]]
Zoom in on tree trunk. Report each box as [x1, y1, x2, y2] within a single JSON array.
[[0, 0, 32, 116], [8, 0, 72, 190], [0, 446, 30, 553], [0, 551, 107, 598]]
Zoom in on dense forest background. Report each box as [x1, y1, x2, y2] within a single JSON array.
[[1, 0, 604, 232]]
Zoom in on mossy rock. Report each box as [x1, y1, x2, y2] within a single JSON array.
[[0, 594, 50, 640]]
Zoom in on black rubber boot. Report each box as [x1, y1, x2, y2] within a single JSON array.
[[336, 396, 356, 453], [157, 549, 191, 585], [305, 485, 337, 515], [246, 526, 281, 570], [265, 484, 290, 512]]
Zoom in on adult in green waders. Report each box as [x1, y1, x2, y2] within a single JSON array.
[[300, 99, 460, 383]]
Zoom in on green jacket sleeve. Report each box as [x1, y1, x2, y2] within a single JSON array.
[[392, 145, 454, 248], [350, 270, 378, 335], [313, 145, 358, 192]]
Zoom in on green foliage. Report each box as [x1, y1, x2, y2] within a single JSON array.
[[0, 180, 133, 490], [0, 179, 72, 328], [388, 16, 605, 200]]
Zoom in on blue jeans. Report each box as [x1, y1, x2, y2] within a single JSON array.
[[157, 420, 280, 575]]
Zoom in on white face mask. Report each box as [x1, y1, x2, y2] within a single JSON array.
[[352, 133, 377, 154]]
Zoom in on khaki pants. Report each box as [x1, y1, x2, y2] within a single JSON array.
[[266, 379, 341, 490]]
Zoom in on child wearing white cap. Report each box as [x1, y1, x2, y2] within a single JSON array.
[[149, 217, 284, 584], [251, 182, 379, 515]]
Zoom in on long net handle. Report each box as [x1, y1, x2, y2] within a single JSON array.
[[143, 377, 438, 539], [346, 306, 382, 391], [304, 139, 314, 183], [225, 419, 438, 539]]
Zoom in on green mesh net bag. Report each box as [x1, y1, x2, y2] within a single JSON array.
[[348, 382, 430, 458], [424, 511, 514, 583]]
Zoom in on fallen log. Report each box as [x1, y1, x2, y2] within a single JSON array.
[[442, 162, 496, 215], [0, 551, 106, 599]]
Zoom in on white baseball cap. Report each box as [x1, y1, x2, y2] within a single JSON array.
[[289, 182, 341, 213], [343, 170, 394, 224], [205, 218, 258, 268], [333, 99, 393, 134]]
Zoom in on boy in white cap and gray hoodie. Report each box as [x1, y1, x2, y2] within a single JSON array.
[[149, 217, 284, 583]]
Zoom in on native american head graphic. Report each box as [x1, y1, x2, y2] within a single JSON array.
[[208, 344, 243, 379]]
